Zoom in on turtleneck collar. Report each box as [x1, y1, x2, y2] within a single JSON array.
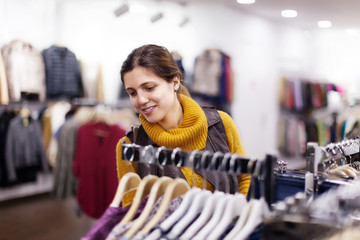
[[139, 94, 208, 151]]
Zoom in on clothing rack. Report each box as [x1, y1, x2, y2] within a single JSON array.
[[304, 137, 359, 200], [121, 143, 277, 207]]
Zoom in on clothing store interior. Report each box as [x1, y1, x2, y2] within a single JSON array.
[[2, 0, 360, 239]]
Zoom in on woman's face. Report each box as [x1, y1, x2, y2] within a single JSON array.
[[124, 67, 180, 128]]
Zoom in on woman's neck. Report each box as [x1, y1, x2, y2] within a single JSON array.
[[158, 97, 183, 130]]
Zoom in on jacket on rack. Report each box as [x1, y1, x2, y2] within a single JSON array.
[[42, 45, 83, 99], [1, 39, 46, 102], [0, 110, 17, 186], [5, 115, 49, 182], [116, 94, 250, 206], [0, 51, 9, 105], [73, 121, 126, 219]]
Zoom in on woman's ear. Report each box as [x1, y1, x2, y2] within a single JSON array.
[[173, 76, 180, 92]]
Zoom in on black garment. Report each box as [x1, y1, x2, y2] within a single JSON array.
[[42, 45, 83, 99], [126, 106, 237, 193], [0, 110, 17, 186]]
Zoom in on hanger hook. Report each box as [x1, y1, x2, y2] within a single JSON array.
[[171, 147, 183, 167], [229, 153, 241, 193], [222, 153, 232, 194], [188, 150, 200, 188], [210, 151, 224, 192], [155, 146, 168, 166], [142, 145, 156, 165], [200, 150, 212, 189]]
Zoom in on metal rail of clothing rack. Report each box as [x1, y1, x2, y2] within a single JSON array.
[[120, 143, 277, 207]]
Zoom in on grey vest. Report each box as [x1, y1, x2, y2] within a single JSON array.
[[126, 106, 237, 193]]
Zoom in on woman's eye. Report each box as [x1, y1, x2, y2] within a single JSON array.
[[146, 86, 154, 91], [128, 91, 136, 96]]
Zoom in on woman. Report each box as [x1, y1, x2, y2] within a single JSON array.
[[116, 44, 250, 204]]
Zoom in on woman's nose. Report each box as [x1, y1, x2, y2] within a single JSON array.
[[137, 92, 149, 105]]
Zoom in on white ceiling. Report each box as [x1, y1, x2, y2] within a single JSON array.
[[169, 0, 360, 31]]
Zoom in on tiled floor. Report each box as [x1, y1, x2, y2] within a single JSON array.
[[0, 193, 96, 240]]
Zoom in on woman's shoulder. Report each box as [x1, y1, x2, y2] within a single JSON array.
[[217, 110, 236, 127]]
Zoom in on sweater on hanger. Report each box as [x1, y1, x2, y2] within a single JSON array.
[[116, 94, 251, 205]]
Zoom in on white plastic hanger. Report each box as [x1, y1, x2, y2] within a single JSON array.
[[145, 187, 202, 240], [179, 190, 225, 239], [192, 193, 233, 240], [232, 197, 270, 240], [110, 172, 141, 207], [224, 159, 270, 240], [166, 189, 212, 239], [139, 178, 191, 235], [207, 193, 247, 240], [124, 176, 173, 239]]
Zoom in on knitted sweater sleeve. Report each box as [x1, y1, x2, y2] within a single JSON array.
[[218, 110, 251, 197], [115, 136, 137, 181]]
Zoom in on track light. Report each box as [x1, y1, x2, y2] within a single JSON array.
[[114, 4, 129, 17], [179, 17, 189, 27], [151, 12, 164, 23]]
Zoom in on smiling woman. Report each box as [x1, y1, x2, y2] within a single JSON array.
[[115, 44, 251, 206]]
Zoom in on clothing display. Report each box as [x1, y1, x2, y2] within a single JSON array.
[[42, 45, 83, 99], [73, 121, 126, 219], [5, 114, 49, 183], [191, 48, 233, 111], [0, 109, 17, 186], [0, 51, 9, 105], [1, 39, 46, 102], [79, 60, 104, 103], [82, 143, 277, 240], [82, 196, 148, 240]]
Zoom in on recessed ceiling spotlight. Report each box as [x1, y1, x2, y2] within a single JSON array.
[[237, 0, 255, 4], [281, 10, 297, 18], [317, 20, 332, 28]]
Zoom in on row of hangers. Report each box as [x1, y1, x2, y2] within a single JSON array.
[[104, 143, 277, 240], [314, 137, 360, 177]]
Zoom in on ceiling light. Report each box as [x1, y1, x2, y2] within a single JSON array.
[[317, 20, 332, 28], [151, 12, 164, 23], [236, 0, 255, 4], [179, 17, 189, 28], [114, 4, 129, 17], [281, 10, 297, 18]]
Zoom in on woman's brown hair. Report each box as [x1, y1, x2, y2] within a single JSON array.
[[121, 44, 190, 96]]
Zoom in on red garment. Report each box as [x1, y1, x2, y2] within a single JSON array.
[[73, 121, 126, 219]]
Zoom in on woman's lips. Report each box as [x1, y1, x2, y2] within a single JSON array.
[[142, 106, 156, 115]]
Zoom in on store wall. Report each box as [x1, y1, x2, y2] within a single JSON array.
[[2, 0, 359, 158]]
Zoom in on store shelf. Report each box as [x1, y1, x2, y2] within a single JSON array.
[[0, 173, 53, 202]]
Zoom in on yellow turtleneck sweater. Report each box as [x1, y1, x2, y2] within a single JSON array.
[[116, 94, 250, 205]]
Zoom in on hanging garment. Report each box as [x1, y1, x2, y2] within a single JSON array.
[[73, 121, 126, 218], [42, 45, 83, 99], [1, 39, 46, 102], [5, 115, 49, 183], [0, 51, 9, 105], [81, 197, 148, 240], [0, 110, 17, 186], [79, 60, 104, 102]]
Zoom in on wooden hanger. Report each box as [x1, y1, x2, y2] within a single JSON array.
[[119, 174, 159, 224], [124, 176, 173, 239], [139, 178, 191, 235], [110, 172, 141, 207]]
